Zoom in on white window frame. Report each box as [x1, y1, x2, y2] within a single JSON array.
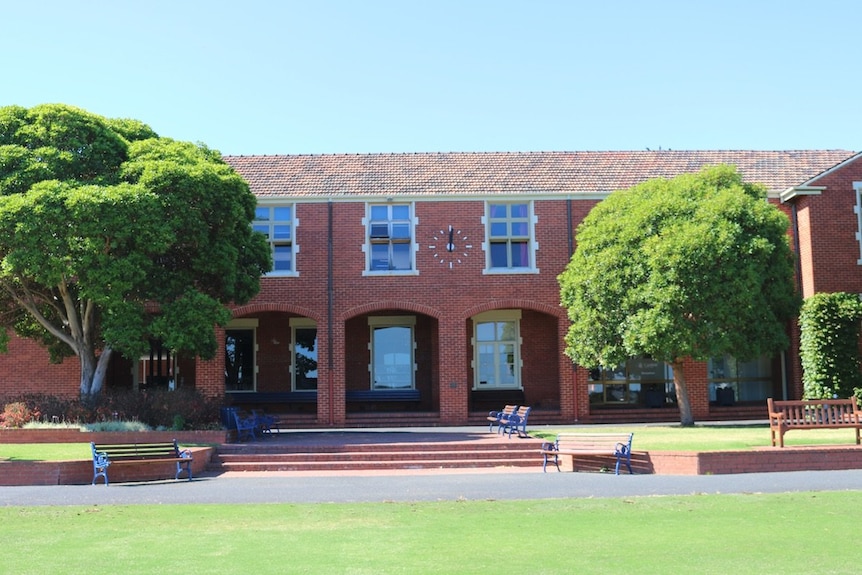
[[254, 203, 298, 276], [225, 318, 259, 392], [362, 203, 418, 276], [482, 201, 539, 274], [368, 316, 416, 390], [854, 182, 862, 264], [290, 318, 318, 392], [471, 310, 522, 390]]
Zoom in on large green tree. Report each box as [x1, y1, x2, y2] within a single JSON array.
[[558, 165, 799, 425], [0, 104, 271, 398]]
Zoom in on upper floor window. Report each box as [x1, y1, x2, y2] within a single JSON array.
[[365, 204, 415, 273], [254, 205, 295, 275], [854, 182, 862, 264], [485, 202, 537, 272]]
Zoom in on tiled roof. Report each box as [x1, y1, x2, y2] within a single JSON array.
[[223, 150, 858, 199]]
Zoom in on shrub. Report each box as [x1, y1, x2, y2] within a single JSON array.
[[799, 292, 862, 400], [1, 402, 34, 428], [0, 388, 222, 429], [84, 420, 152, 432]]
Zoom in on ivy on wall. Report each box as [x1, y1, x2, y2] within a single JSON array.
[[799, 292, 862, 402]]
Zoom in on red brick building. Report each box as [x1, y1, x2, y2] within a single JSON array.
[[3, 150, 862, 427]]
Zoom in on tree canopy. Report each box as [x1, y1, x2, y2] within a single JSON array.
[[0, 104, 271, 398], [558, 165, 799, 425]]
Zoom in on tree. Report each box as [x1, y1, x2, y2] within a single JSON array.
[[0, 104, 271, 399], [558, 165, 800, 426], [799, 292, 862, 401]]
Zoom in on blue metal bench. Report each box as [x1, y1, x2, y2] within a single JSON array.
[[487, 405, 518, 433], [232, 410, 259, 441], [252, 409, 281, 435], [499, 406, 531, 438], [541, 432, 634, 475], [90, 439, 192, 485]]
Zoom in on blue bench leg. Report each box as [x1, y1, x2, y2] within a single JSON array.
[[176, 460, 193, 481]]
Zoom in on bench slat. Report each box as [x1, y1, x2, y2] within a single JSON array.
[[542, 432, 634, 475]]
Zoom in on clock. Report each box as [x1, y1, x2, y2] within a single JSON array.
[[429, 225, 472, 269]]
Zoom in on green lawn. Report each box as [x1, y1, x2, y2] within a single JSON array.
[[1, 492, 860, 574], [2, 424, 860, 461]]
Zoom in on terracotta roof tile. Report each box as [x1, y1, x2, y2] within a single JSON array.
[[223, 150, 857, 199]]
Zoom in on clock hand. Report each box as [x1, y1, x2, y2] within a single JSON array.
[[447, 225, 454, 252]]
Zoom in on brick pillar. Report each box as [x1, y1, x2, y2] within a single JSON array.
[[683, 358, 710, 422], [558, 317, 577, 421], [438, 318, 469, 424], [195, 325, 225, 399], [318, 319, 346, 426]]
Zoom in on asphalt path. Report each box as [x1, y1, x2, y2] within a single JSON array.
[[3, 468, 862, 506]]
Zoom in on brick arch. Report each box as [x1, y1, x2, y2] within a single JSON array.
[[230, 302, 323, 323], [340, 300, 443, 321], [461, 299, 566, 321]]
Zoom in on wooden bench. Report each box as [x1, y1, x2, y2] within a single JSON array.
[[767, 397, 862, 447], [541, 432, 634, 475], [499, 406, 531, 438], [91, 440, 192, 485], [487, 405, 518, 433]]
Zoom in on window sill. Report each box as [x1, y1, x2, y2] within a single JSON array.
[[482, 267, 539, 275], [362, 270, 419, 277]]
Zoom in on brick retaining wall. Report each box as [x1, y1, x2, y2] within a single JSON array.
[[0, 446, 214, 485]]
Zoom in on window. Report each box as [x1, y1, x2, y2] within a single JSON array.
[[369, 317, 415, 389], [225, 319, 258, 391], [254, 205, 295, 274], [366, 204, 415, 273], [473, 310, 521, 390], [587, 358, 675, 407], [708, 355, 774, 404], [291, 319, 318, 391], [485, 202, 536, 271], [137, 340, 176, 390], [854, 182, 862, 264]]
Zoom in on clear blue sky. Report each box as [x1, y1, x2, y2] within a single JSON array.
[[3, 0, 859, 156]]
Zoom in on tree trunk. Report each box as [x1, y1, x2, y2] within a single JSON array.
[[670, 359, 695, 426], [79, 347, 112, 399]]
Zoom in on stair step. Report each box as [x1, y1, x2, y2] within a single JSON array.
[[209, 431, 547, 474], [213, 458, 538, 472]]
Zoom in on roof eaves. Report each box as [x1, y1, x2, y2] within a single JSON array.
[[779, 186, 826, 203]]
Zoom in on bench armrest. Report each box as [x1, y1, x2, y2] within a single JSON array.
[[93, 451, 111, 466]]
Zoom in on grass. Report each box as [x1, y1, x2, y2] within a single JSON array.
[[2, 424, 861, 461], [1, 492, 860, 574], [530, 423, 862, 450]]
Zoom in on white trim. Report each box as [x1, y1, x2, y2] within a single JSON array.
[[855, 182, 862, 265], [779, 186, 825, 203]]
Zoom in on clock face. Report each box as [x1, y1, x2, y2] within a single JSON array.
[[429, 225, 472, 269]]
